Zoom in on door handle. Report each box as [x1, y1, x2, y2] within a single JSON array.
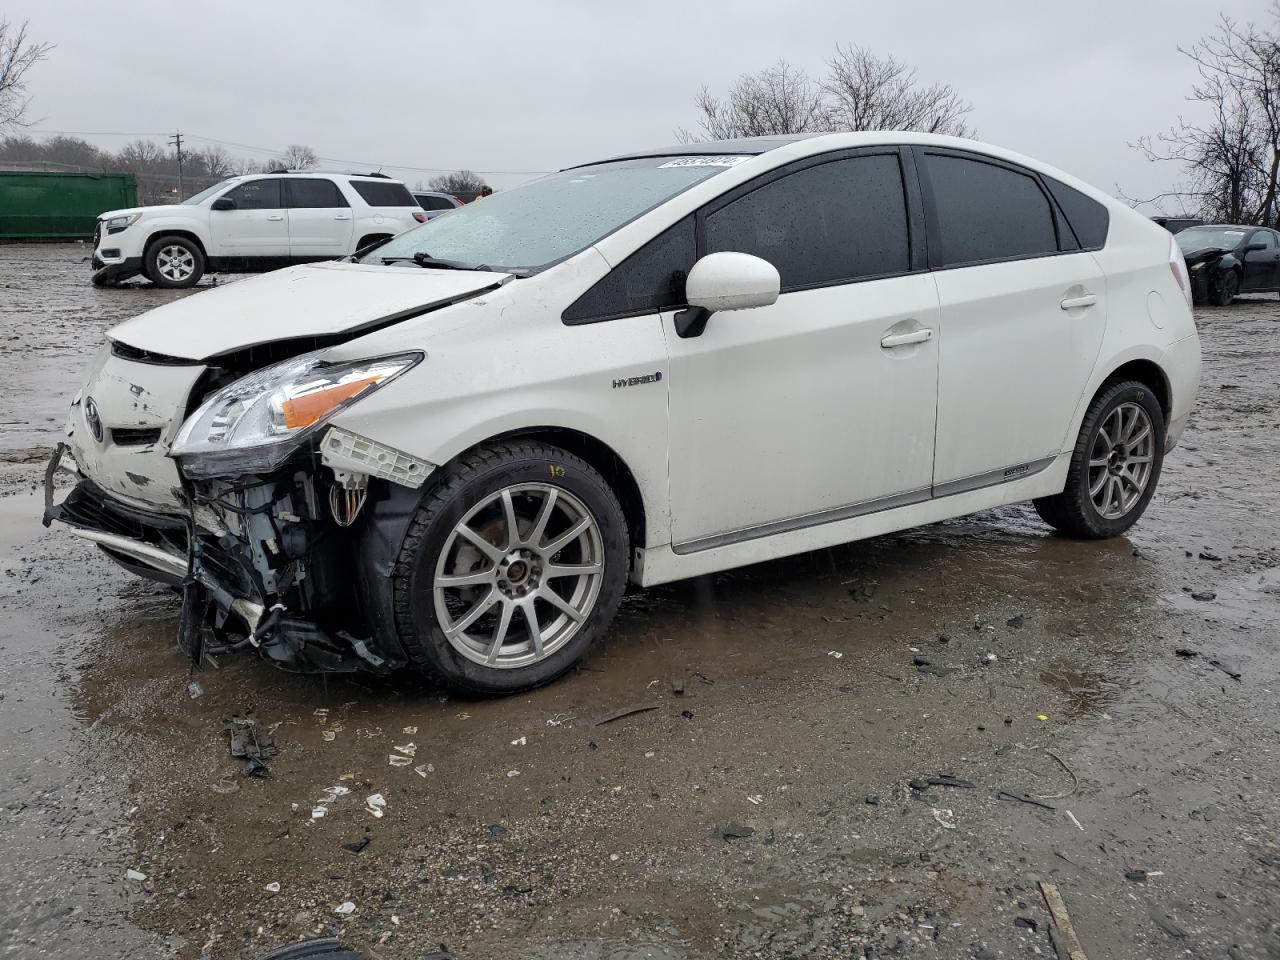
[[880, 328, 933, 349], [334, 214, 351, 220], [266, 214, 285, 221], [1060, 294, 1097, 310]]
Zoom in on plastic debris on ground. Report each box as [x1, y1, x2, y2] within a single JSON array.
[[224, 713, 278, 777], [414, 763, 433, 777], [126, 869, 147, 882], [388, 755, 412, 767], [365, 794, 386, 818], [932, 808, 957, 829], [264, 881, 281, 893], [333, 901, 356, 915], [719, 822, 754, 840]]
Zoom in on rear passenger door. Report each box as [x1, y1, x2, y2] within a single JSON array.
[[917, 149, 1107, 493], [663, 150, 941, 548], [1242, 228, 1280, 291], [208, 178, 289, 257], [285, 178, 353, 259]]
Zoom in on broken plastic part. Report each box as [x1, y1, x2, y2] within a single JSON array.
[[320, 426, 432, 489]]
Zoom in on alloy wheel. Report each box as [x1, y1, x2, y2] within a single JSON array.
[[1088, 401, 1155, 519], [433, 483, 605, 669], [156, 245, 196, 282]]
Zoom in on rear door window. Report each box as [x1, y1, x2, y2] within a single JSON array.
[[287, 179, 349, 208], [923, 154, 1058, 266], [1043, 177, 1110, 250], [350, 180, 416, 207], [703, 153, 910, 289], [419, 195, 455, 211], [224, 178, 284, 210]]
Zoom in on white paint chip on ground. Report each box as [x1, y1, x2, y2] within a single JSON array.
[[334, 901, 356, 915]]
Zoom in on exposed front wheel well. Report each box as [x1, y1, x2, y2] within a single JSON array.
[[1100, 359, 1171, 419], [470, 427, 647, 561], [144, 229, 207, 260]]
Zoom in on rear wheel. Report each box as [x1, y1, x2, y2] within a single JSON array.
[[1034, 380, 1165, 538], [392, 442, 629, 694], [144, 235, 205, 288]]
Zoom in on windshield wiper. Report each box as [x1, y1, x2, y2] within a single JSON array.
[[380, 251, 493, 272]]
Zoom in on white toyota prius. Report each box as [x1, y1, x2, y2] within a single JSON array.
[[45, 132, 1201, 694]]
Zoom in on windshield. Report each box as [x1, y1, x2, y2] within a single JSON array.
[[1176, 227, 1247, 251], [182, 180, 236, 205], [363, 156, 750, 274]]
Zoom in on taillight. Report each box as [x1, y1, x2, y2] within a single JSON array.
[[412, 211, 428, 223], [1169, 236, 1192, 309]]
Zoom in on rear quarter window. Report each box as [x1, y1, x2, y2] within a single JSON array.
[[350, 180, 416, 207], [1044, 177, 1110, 249]]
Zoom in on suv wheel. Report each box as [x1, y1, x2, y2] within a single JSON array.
[[392, 442, 629, 694], [144, 235, 205, 288], [1034, 380, 1165, 538]]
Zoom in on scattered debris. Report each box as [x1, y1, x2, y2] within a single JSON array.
[[1198, 550, 1222, 561], [545, 713, 576, 727], [264, 881, 281, 893], [310, 806, 328, 820], [692, 671, 715, 685], [125, 869, 147, 882], [393, 742, 417, 756], [1149, 910, 1188, 938], [506, 769, 520, 778], [680, 709, 694, 719], [912, 655, 930, 666], [187, 681, 203, 699], [1039, 881, 1089, 960], [365, 794, 386, 818], [719, 822, 754, 840], [932, 808, 957, 829], [1037, 714, 1050, 721], [1013, 916, 1038, 930], [828, 650, 843, 659], [1190, 590, 1217, 602], [403, 725, 418, 734], [224, 714, 278, 777], [1125, 869, 1150, 882], [672, 675, 686, 695], [997, 790, 1056, 811], [511, 736, 526, 746], [1033, 749, 1080, 800], [210, 779, 239, 795], [865, 795, 880, 806], [927, 774, 975, 789], [322, 730, 336, 742], [1175, 647, 1200, 658], [414, 763, 433, 777], [388, 755, 412, 767], [342, 838, 370, 854], [1007, 615, 1025, 629], [746, 794, 763, 805], [1209, 657, 1242, 680], [333, 901, 356, 916], [593, 704, 659, 726], [1065, 810, 1085, 831]]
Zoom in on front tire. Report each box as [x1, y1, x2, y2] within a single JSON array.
[[144, 235, 205, 288], [1215, 270, 1239, 306], [392, 442, 630, 694], [1034, 380, 1165, 539]]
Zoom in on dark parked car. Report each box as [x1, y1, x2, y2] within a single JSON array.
[[1177, 224, 1280, 305], [1152, 216, 1204, 234], [411, 190, 463, 220]]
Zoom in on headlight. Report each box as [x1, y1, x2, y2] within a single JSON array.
[[171, 352, 422, 477], [1189, 261, 1206, 272], [105, 213, 142, 235]]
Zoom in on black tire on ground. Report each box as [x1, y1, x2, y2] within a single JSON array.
[[1034, 380, 1166, 539], [1215, 270, 1239, 306], [392, 441, 630, 694], [143, 234, 205, 288]]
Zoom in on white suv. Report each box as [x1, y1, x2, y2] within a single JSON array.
[[91, 173, 426, 288], [50, 133, 1201, 695]]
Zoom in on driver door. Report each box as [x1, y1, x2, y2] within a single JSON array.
[[1243, 229, 1280, 291], [209, 178, 289, 257], [663, 150, 940, 549]]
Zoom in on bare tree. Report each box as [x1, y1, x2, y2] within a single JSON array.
[[429, 170, 488, 197], [1126, 7, 1280, 224], [279, 143, 318, 170], [823, 45, 972, 136], [194, 145, 235, 179], [681, 48, 972, 142], [117, 139, 166, 171], [682, 60, 825, 140], [0, 20, 51, 129]]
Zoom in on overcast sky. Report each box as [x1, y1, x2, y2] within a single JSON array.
[[7, 0, 1273, 208]]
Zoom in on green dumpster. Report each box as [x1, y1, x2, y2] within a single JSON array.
[[0, 171, 139, 241]]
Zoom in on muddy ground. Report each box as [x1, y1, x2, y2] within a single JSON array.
[[1, 243, 1278, 960]]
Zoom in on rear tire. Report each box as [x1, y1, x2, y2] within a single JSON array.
[[1033, 380, 1165, 539], [392, 441, 629, 694], [144, 235, 205, 288]]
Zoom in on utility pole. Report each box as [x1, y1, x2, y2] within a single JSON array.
[[169, 130, 185, 199]]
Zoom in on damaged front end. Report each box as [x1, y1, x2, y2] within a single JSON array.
[[45, 343, 433, 674]]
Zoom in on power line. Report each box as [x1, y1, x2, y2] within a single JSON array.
[[20, 127, 553, 178]]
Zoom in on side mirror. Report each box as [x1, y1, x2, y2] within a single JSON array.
[[675, 252, 780, 338], [210, 196, 236, 211], [1245, 241, 1267, 253]]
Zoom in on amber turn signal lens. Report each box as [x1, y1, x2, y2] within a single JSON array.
[[280, 376, 380, 430]]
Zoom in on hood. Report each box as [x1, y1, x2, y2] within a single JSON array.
[[99, 205, 164, 220], [1181, 246, 1230, 266], [108, 261, 509, 362]]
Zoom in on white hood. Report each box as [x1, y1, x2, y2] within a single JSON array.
[[108, 261, 508, 361]]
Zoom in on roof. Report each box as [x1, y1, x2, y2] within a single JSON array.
[[573, 133, 826, 168]]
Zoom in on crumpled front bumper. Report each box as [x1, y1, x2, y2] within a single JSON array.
[[43, 444, 411, 675]]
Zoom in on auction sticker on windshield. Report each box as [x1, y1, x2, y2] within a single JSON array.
[[658, 156, 751, 168]]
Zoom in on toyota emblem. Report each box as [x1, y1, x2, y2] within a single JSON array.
[[84, 397, 103, 443]]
